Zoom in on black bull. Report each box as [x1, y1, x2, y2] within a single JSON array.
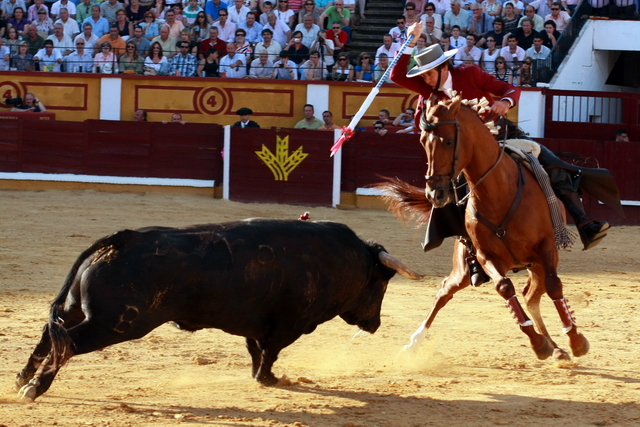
[[16, 219, 423, 401]]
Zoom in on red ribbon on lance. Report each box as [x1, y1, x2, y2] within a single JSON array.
[[330, 126, 354, 155]]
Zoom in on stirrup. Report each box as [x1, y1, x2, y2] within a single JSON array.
[[466, 255, 490, 287], [577, 219, 610, 251]]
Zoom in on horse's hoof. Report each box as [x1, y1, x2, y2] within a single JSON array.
[[552, 347, 571, 361], [255, 372, 279, 387], [570, 333, 590, 357], [15, 374, 29, 392], [17, 384, 37, 402], [532, 336, 554, 360]]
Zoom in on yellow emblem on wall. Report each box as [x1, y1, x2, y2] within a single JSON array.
[[255, 135, 308, 181]]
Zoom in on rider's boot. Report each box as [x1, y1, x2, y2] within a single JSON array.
[[467, 255, 490, 286], [558, 191, 610, 250]]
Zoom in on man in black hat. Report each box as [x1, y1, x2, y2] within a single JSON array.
[[233, 107, 260, 128], [390, 21, 621, 283]]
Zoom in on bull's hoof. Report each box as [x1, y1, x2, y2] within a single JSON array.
[[17, 384, 37, 402], [569, 333, 590, 357], [552, 347, 571, 361], [255, 372, 279, 387], [532, 336, 554, 360]]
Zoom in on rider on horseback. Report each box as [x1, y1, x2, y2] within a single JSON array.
[[391, 22, 617, 285]]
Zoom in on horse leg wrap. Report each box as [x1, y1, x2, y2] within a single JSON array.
[[553, 297, 577, 333], [505, 295, 533, 327]]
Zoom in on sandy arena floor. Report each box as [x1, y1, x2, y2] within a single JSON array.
[[0, 189, 639, 427]]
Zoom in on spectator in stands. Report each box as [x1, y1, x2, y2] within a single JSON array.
[[152, 24, 177, 58], [448, 25, 464, 49], [294, 104, 323, 129], [254, 27, 281, 60], [220, 41, 247, 76], [144, 41, 168, 74], [192, 12, 211, 42], [270, 49, 297, 79], [199, 27, 226, 59], [587, 0, 610, 16], [500, 33, 525, 68], [476, 16, 504, 48], [404, 2, 421, 26], [28, 0, 48, 23], [140, 12, 160, 42], [94, 41, 118, 73], [34, 8, 54, 39], [392, 107, 415, 127], [481, 0, 502, 18], [112, 9, 132, 40], [101, 0, 125, 25], [540, 19, 560, 49], [317, 1, 350, 33], [11, 92, 46, 112], [206, 0, 229, 23], [500, 1, 520, 34], [197, 47, 221, 76], [74, 22, 98, 55], [0, 38, 9, 70], [318, 110, 340, 130], [259, 1, 274, 25], [375, 34, 400, 65], [410, 34, 428, 66], [454, 33, 481, 65], [373, 52, 392, 83], [247, 49, 272, 77], [326, 20, 347, 58], [119, 40, 144, 73], [130, 25, 151, 57], [295, 14, 320, 47], [97, 24, 127, 58], [492, 54, 513, 83], [423, 16, 442, 45], [275, 0, 295, 29], [373, 120, 387, 136], [162, 9, 184, 39], [517, 56, 533, 86], [545, 2, 570, 32], [11, 41, 33, 70], [420, 2, 443, 30], [300, 49, 324, 79], [389, 16, 408, 45], [529, 0, 554, 19], [170, 40, 198, 75], [298, 1, 321, 25], [353, 51, 374, 82], [178, 28, 198, 55], [285, 30, 309, 64], [50, 0, 75, 20], [468, 3, 494, 38], [511, 17, 537, 50], [1, 0, 24, 21], [329, 52, 353, 80], [134, 109, 147, 121], [233, 107, 260, 127], [264, 12, 290, 46], [33, 39, 62, 71], [234, 28, 253, 61], [480, 35, 499, 71], [378, 109, 393, 125], [440, 33, 452, 51], [150, 0, 167, 21], [126, 0, 146, 26], [56, 7, 80, 40], [432, 0, 452, 16], [8, 7, 29, 37], [24, 24, 45, 55], [163, 113, 187, 124], [47, 23, 73, 57], [444, 0, 470, 35], [310, 29, 333, 71], [525, 34, 550, 60], [506, 0, 526, 15], [615, 129, 629, 142], [64, 37, 92, 72], [75, 0, 92, 25], [213, 8, 236, 43], [238, 11, 263, 44], [229, 0, 250, 24], [519, 5, 543, 31], [83, 5, 109, 39]]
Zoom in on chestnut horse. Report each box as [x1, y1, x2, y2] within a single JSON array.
[[381, 94, 589, 361]]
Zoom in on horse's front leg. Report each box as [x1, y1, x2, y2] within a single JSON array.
[[482, 260, 553, 360], [405, 240, 471, 351]]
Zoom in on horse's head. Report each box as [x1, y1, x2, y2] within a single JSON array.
[[420, 93, 463, 208]]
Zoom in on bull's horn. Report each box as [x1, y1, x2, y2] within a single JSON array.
[[378, 251, 424, 280]]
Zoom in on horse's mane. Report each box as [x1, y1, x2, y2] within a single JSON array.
[[426, 92, 501, 137]]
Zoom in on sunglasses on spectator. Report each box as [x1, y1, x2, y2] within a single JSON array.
[[38, 11, 47, 14], [339, 57, 347, 60], [551, 7, 560, 10], [76, 42, 85, 45], [236, 33, 244, 36], [362, 56, 370, 59], [487, 39, 495, 42], [496, 61, 504, 64], [332, 26, 341, 29], [127, 45, 136, 48], [405, 7, 414, 10], [375, 126, 383, 130], [219, 13, 227, 16], [425, 7, 434, 11], [305, 2, 314, 4]]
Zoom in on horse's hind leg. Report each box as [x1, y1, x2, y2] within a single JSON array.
[[405, 240, 471, 351]]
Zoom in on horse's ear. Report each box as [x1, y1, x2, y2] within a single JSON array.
[[447, 94, 462, 116]]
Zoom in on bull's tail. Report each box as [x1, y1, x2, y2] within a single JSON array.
[[372, 177, 433, 228], [47, 229, 139, 369]]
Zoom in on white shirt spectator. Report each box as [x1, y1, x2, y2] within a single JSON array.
[[254, 39, 282, 61], [34, 47, 64, 71], [375, 41, 400, 65], [64, 50, 93, 72], [389, 25, 407, 44], [55, 18, 80, 38], [499, 44, 526, 67], [544, 10, 571, 32], [454, 45, 481, 66], [420, 12, 443, 30], [0, 45, 11, 71], [74, 32, 99, 55], [294, 22, 320, 48], [51, 0, 77, 18], [228, 5, 250, 24], [220, 52, 247, 77], [249, 57, 274, 78], [264, 19, 290, 46], [525, 44, 551, 60], [47, 34, 74, 56], [431, 0, 451, 15], [212, 20, 237, 43]]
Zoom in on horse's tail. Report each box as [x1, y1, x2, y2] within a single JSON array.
[[372, 177, 433, 228], [48, 230, 138, 370]]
